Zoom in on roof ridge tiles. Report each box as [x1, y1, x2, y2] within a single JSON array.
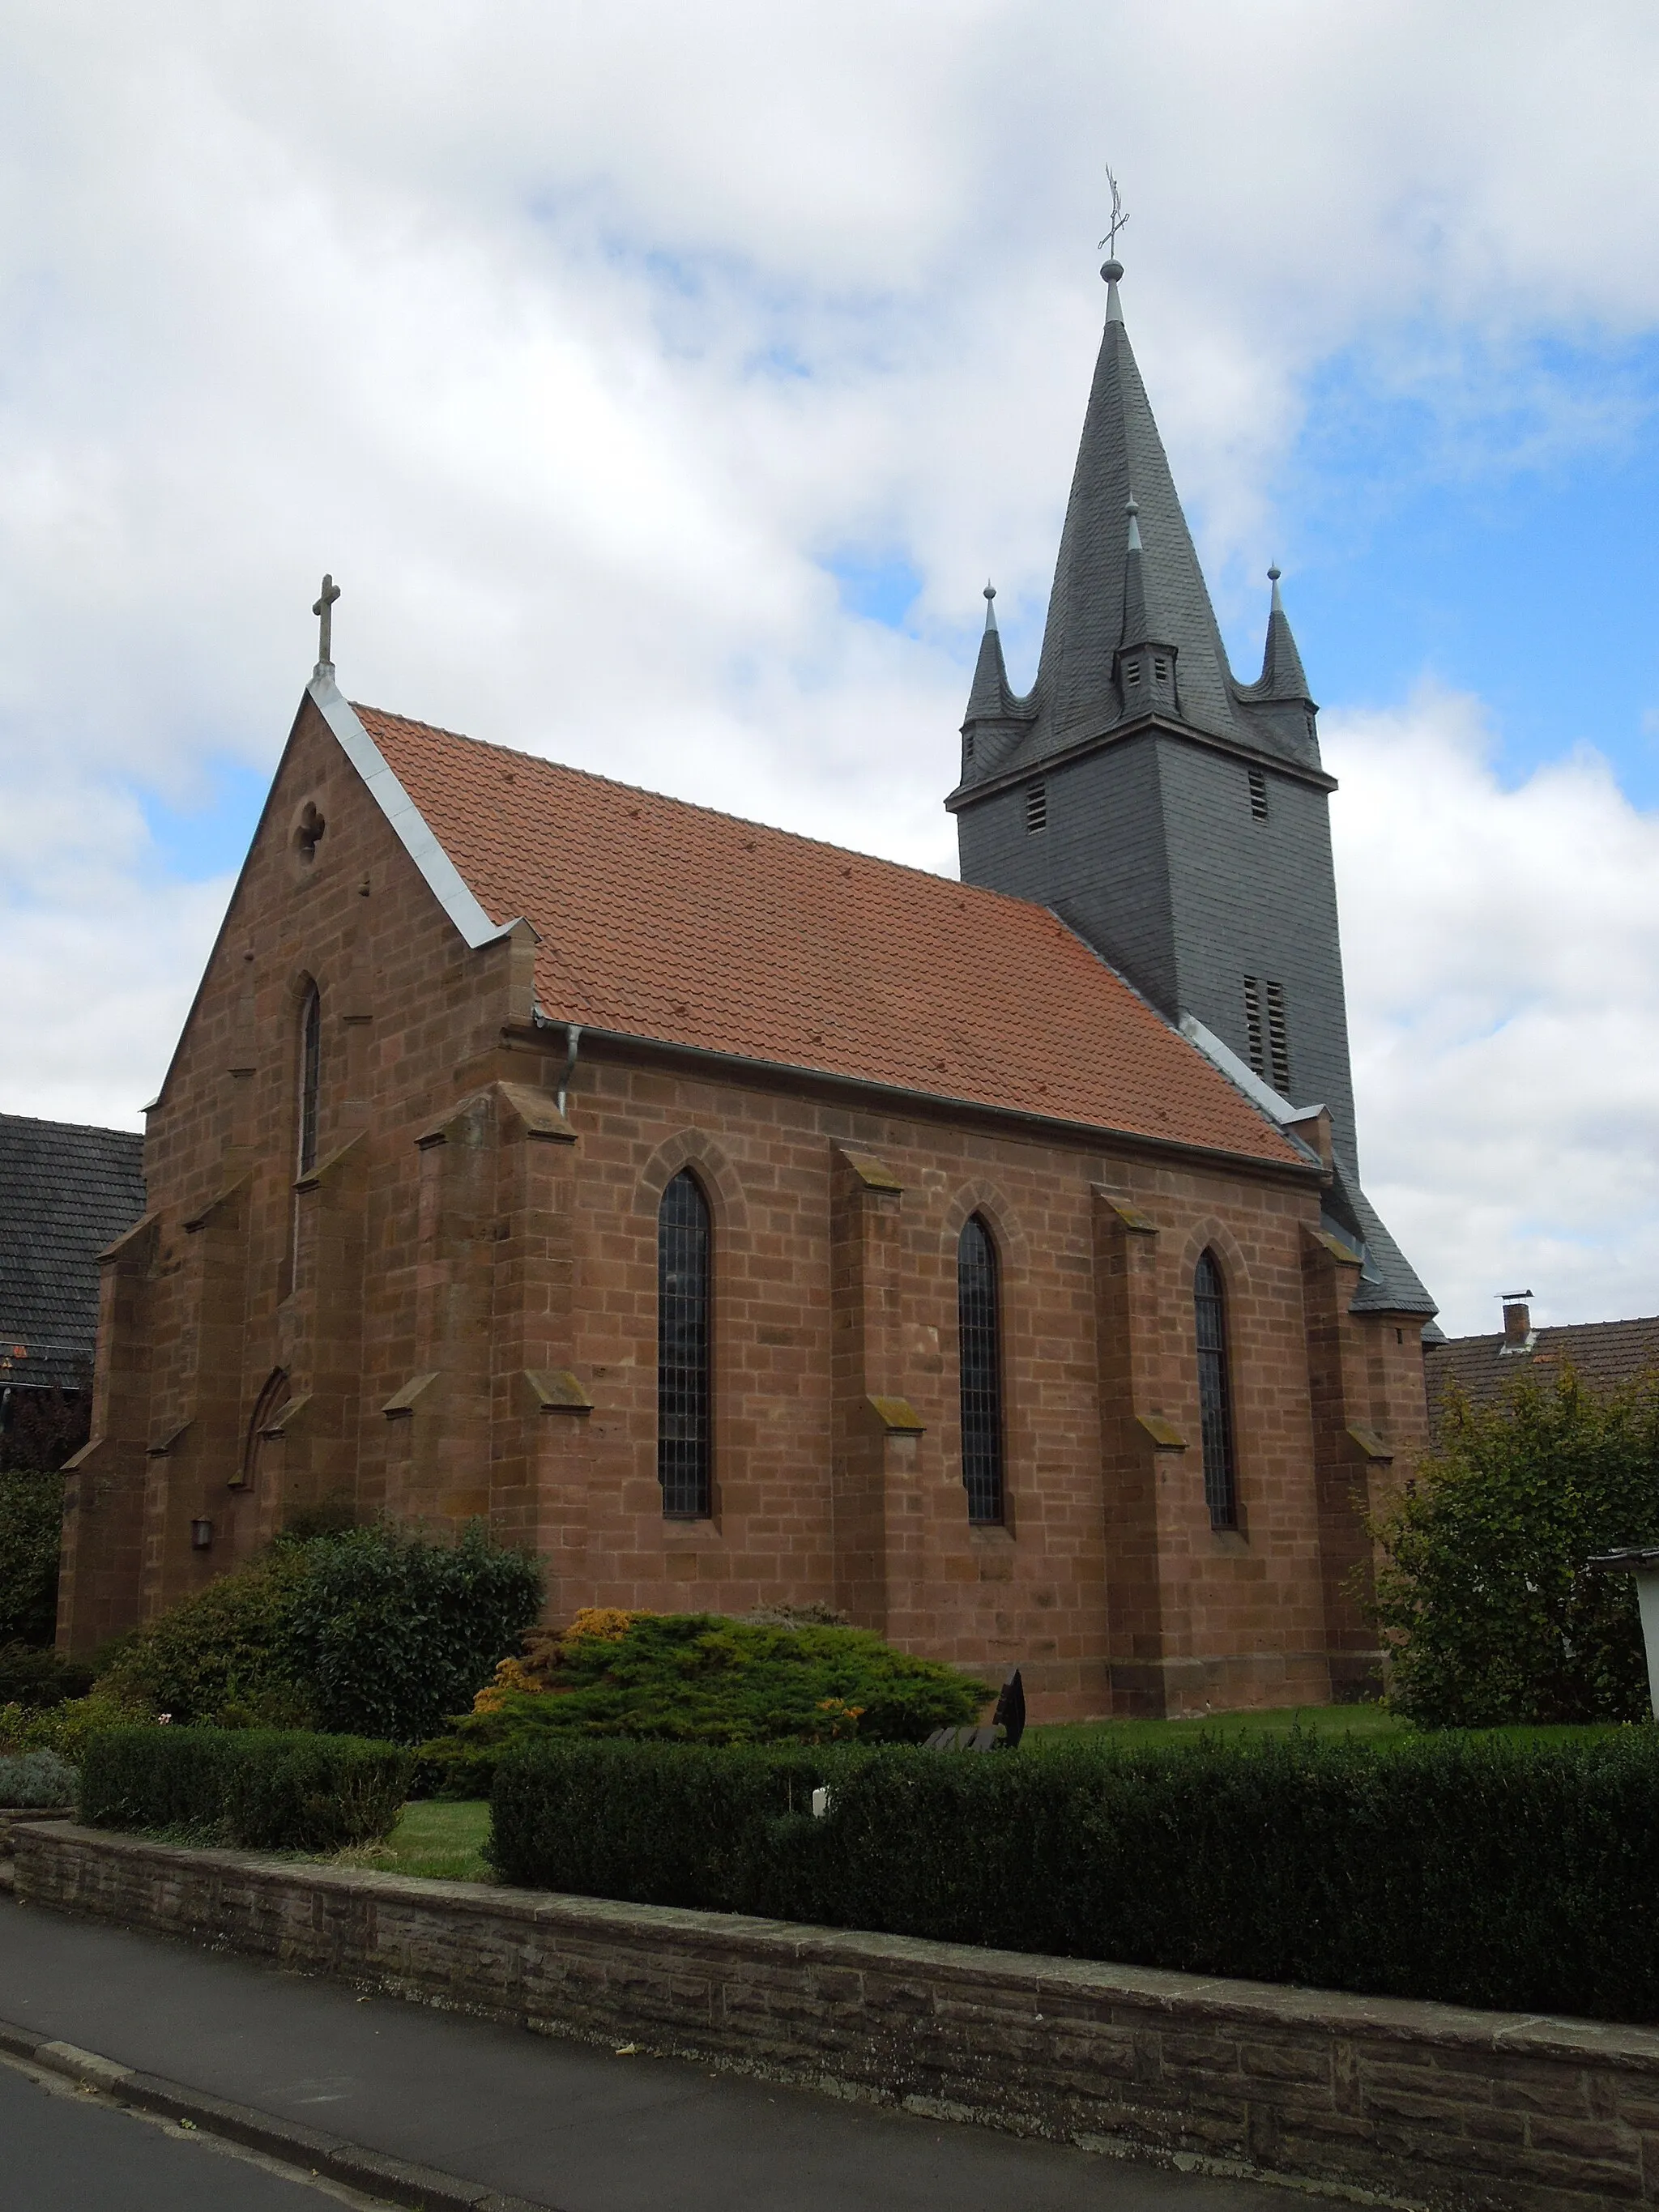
[[351, 702, 1073, 914]]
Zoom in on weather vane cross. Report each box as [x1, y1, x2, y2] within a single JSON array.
[[313, 573, 341, 669], [1098, 164, 1130, 261]]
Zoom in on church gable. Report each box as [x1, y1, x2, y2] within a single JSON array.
[[143, 684, 533, 1228]]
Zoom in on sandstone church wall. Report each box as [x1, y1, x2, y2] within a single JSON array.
[[58, 697, 1427, 1720]]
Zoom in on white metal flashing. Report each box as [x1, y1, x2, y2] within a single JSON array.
[[1177, 1013, 1327, 1171], [307, 672, 531, 953], [1179, 1013, 1296, 1122]]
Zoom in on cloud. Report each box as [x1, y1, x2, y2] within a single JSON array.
[[1328, 686, 1659, 1335], [6, 2, 1659, 1329]]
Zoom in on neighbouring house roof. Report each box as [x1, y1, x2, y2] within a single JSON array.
[[0, 1114, 145, 1390], [347, 701, 1308, 1174], [1425, 1315, 1659, 1435]]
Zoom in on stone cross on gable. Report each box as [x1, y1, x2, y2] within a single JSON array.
[[313, 573, 341, 670]]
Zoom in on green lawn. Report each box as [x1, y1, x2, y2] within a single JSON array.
[[1026, 1705, 1625, 1753], [322, 1799, 493, 1882], [1026, 1703, 1405, 1753]]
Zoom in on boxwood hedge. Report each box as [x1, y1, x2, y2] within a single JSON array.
[[489, 1728, 1659, 2022], [80, 1727, 412, 1851]]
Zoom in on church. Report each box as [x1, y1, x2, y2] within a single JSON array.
[[58, 258, 1436, 1720]]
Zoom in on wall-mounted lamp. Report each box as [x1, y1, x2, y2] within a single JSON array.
[[190, 1518, 214, 1552]]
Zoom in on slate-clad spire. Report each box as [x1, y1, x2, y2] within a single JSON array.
[[953, 259, 1323, 786], [1021, 258, 1241, 756]]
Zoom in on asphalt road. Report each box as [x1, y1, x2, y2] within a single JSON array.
[[0, 2056, 380, 2212], [0, 1898, 1345, 2212]]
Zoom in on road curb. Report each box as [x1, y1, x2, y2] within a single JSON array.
[[0, 2017, 557, 2212]]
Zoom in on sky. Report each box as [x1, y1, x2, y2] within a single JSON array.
[[4, 2, 1659, 1337]]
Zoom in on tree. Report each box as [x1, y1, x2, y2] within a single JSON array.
[[0, 1370, 92, 1648], [1371, 1366, 1659, 1727], [0, 1377, 91, 1474], [0, 1471, 67, 1646]]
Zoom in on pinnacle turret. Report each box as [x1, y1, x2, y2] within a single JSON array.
[[964, 583, 1010, 717], [1254, 566, 1311, 701], [958, 581, 1029, 780], [1116, 497, 1179, 717]]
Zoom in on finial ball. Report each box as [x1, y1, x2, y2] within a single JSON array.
[[983, 581, 996, 602], [1124, 497, 1139, 514], [1267, 565, 1282, 582], [1100, 258, 1124, 284]]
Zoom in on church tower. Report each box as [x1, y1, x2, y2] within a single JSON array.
[[949, 258, 1433, 1318]]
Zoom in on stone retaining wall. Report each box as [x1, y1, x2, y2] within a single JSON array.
[[0, 1805, 72, 1889], [15, 1820, 1658, 2210]]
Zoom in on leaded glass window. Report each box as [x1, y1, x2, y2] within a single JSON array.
[[957, 1213, 1004, 1525], [297, 985, 321, 1175], [658, 1169, 711, 1518], [1194, 1250, 1237, 1528]]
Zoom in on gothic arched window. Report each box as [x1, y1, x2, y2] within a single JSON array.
[[1194, 1250, 1238, 1528], [238, 1368, 290, 1491], [957, 1213, 1004, 1525], [296, 983, 321, 1176], [658, 1168, 712, 1518]]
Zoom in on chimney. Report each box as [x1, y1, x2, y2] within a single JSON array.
[[1283, 1103, 1333, 1171], [1499, 1291, 1534, 1355]]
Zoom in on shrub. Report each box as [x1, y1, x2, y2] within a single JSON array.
[[489, 1728, 1659, 2024], [80, 1728, 413, 1851], [1372, 1367, 1659, 1725], [427, 1610, 986, 1792], [283, 1522, 544, 1742], [0, 1471, 68, 1646], [97, 1548, 313, 1727], [0, 1686, 153, 1761], [100, 1520, 543, 1741], [0, 1641, 93, 1709], [0, 1750, 76, 1806]]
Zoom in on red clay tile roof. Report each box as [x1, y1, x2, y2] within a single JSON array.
[[355, 705, 1305, 1170], [1427, 1317, 1659, 1436]]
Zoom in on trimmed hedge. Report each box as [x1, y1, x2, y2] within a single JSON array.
[[80, 1728, 413, 1851], [489, 1729, 1659, 2022]]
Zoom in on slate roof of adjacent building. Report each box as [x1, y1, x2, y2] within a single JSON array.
[[0, 1114, 145, 1390], [1425, 1315, 1659, 1434], [353, 704, 1309, 1173], [950, 271, 1320, 791]]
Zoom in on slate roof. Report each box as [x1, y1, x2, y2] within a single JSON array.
[[1425, 1316, 1659, 1436], [953, 271, 1319, 785], [0, 1115, 145, 1390], [354, 705, 1309, 1172]]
